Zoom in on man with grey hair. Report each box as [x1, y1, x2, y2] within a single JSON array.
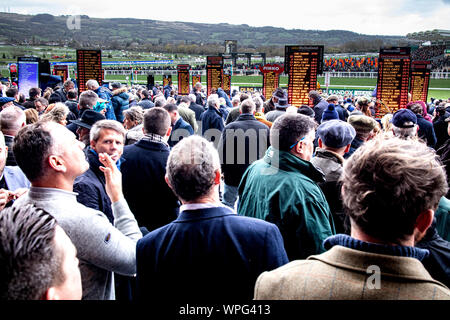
[[187, 93, 205, 124], [200, 94, 225, 141], [391, 109, 419, 140], [54, 80, 75, 103], [86, 79, 116, 120], [0, 105, 26, 166], [409, 102, 437, 148], [238, 113, 335, 260], [74, 120, 126, 224], [135, 135, 288, 301], [218, 98, 270, 209]]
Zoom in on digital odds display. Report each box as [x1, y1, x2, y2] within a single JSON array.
[[259, 64, 284, 99], [376, 47, 411, 117], [285, 45, 323, 107], [53, 65, 69, 82], [18, 57, 40, 98], [177, 64, 190, 95], [206, 56, 223, 96], [163, 74, 172, 87], [192, 75, 201, 87], [222, 73, 231, 95], [76, 49, 102, 94], [410, 60, 431, 103]]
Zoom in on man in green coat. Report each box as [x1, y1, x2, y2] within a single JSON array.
[[238, 113, 335, 260]]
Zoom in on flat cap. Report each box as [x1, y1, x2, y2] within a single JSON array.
[[317, 119, 356, 148]]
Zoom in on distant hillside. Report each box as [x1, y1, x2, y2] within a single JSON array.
[[0, 12, 411, 53]]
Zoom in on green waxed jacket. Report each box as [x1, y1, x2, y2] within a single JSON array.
[[237, 147, 336, 261]]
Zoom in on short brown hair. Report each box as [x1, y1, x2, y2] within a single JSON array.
[[341, 134, 447, 243], [143, 107, 171, 136]]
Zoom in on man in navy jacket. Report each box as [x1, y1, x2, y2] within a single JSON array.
[[163, 103, 193, 148], [121, 107, 180, 233], [200, 94, 225, 147], [135, 135, 288, 301]]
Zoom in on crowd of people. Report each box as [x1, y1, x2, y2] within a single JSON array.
[[0, 77, 449, 301]]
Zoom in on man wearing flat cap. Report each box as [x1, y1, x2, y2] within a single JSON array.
[[344, 114, 378, 159], [311, 120, 356, 234], [391, 109, 418, 140], [0, 97, 15, 110]]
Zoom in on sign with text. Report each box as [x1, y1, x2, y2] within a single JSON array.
[[206, 56, 223, 96], [259, 63, 284, 99], [163, 74, 172, 87], [192, 75, 201, 87], [222, 73, 231, 95], [376, 47, 411, 117], [53, 65, 69, 82], [177, 64, 190, 95], [18, 56, 40, 98], [410, 60, 431, 103], [76, 49, 102, 94], [285, 45, 322, 107]]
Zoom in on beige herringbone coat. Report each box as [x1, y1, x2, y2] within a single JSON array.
[[254, 245, 450, 300]]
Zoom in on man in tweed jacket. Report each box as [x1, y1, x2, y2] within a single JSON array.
[[254, 135, 450, 300]]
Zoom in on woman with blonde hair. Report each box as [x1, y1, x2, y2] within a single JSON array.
[[40, 102, 70, 126]]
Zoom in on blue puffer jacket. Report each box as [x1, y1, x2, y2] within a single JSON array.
[[111, 87, 130, 123], [217, 88, 233, 108], [94, 86, 116, 120]]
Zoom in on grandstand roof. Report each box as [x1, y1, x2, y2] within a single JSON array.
[[406, 30, 450, 46]]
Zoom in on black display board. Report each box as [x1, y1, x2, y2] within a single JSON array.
[[285, 45, 322, 107], [192, 75, 201, 87], [76, 49, 102, 94], [222, 73, 231, 95], [18, 56, 40, 98], [259, 64, 284, 99], [146, 74, 155, 90], [163, 75, 172, 87], [177, 64, 190, 95], [376, 47, 411, 117], [410, 60, 431, 103], [206, 56, 223, 96]]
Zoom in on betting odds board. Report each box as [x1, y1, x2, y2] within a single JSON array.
[[146, 74, 155, 90], [18, 56, 40, 98], [163, 75, 172, 87], [259, 64, 284, 99], [410, 60, 431, 103], [76, 49, 102, 94], [192, 75, 201, 87], [53, 65, 69, 82], [285, 45, 323, 107], [206, 56, 223, 96], [222, 73, 231, 95], [376, 47, 411, 117], [177, 64, 190, 95]]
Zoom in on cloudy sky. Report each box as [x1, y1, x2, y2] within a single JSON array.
[[2, 0, 449, 36]]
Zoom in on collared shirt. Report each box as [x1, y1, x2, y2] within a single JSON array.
[[142, 133, 169, 148], [180, 202, 231, 213]]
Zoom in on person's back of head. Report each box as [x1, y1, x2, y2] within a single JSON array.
[[270, 113, 317, 154], [341, 134, 447, 244], [154, 97, 166, 108], [48, 93, 62, 105], [317, 119, 356, 154], [188, 94, 196, 104], [29, 87, 41, 100], [0, 204, 82, 300], [297, 105, 315, 119], [0, 105, 26, 135], [240, 99, 256, 115], [409, 103, 424, 116], [166, 135, 220, 203], [391, 109, 418, 140], [143, 107, 171, 137], [86, 80, 99, 91], [67, 89, 78, 101], [5, 87, 18, 99], [240, 93, 249, 103], [207, 94, 219, 109], [232, 95, 241, 107], [253, 96, 263, 113], [24, 108, 39, 125], [141, 89, 150, 99], [78, 90, 99, 111], [347, 115, 378, 141]]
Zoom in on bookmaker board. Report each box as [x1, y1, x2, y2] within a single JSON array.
[[163, 75, 172, 87], [206, 56, 223, 96], [53, 65, 69, 82], [177, 64, 190, 95], [259, 64, 284, 99], [376, 47, 411, 117], [192, 75, 201, 86], [410, 60, 431, 103], [223, 73, 231, 95], [76, 49, 102, 94], [285, 45, 323, 107]]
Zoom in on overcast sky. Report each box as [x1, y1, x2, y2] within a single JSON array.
[[2, 0, 449, 36]]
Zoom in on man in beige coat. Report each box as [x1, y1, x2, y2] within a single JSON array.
[[254, 134, 450, 300]]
